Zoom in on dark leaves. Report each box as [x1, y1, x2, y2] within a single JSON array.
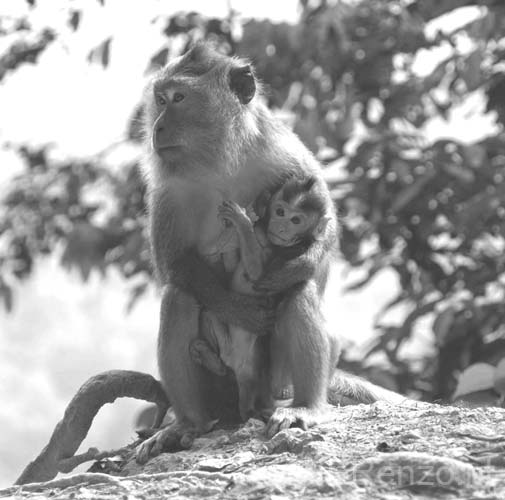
[[87, 38, 112, 68], [68, 10, 81, 32], [0, 29, 55, 83], [146, 47, 168, 73]]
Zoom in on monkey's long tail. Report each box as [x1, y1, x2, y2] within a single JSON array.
[[328, 369, 407, 405]]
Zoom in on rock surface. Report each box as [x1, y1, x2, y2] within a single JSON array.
[[3, 401, 505, 499]]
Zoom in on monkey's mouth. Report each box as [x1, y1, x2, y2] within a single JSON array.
[[268, 232, 290, 246], [155, 145, 183, 159], [155, 145, 181, 152]]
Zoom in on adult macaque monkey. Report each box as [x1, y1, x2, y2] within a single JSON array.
[[137, 43, 400, 463]]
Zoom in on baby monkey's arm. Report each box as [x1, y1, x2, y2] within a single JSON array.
[[218, 201, 264, 281]]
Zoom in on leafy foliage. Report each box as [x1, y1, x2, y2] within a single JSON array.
[[2, 0, 505, 400]]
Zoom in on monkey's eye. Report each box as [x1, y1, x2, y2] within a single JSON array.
[[156, 94, 167, 106], [276, 207, 285, 217], [173, 92, 185, 103], [291, 216, 301, 225]]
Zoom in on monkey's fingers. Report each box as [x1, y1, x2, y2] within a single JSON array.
[[136, 433, 160, 464], [265, 415, 294, 439], [220, 200, 242, 211], [189, 339, 227, 376], [253, 274, 285, 293], [180, 431, 196, 449], [217, 212, 236, 224], [265, 408, 315, 438], [219, 201, 237, 215], [135, 424, 194, 464], [218, 207, 240, 222], [274, 386, 294, 400], [219, 202, 248, 221]]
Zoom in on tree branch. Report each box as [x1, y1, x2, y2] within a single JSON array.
[[16, 370, 169, 485]]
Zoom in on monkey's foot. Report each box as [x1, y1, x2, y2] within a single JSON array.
[[189, 339, 227, 376], [255, 406, 274, 422], [265, 406, 334, 439], [135, 423, 197, 464], [274, 385, 294, 400]]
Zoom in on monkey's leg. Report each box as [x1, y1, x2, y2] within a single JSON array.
[[270, 335, 293, 401], [136, 287, 226, 464], [236, 374, 257, 421], [225, 325, 261, 421], [266, 282, 338, 438], [253, 335, 275, 420]]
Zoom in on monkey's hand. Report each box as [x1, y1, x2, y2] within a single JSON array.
[[254, 256, 315, 293], [225, 292, 276, 335], [265, 406, 335, 439], [136, 420, 217, 464], [218, 200, 252, 229], [209, 225, 239, 255], [189, 339, 227, 376]]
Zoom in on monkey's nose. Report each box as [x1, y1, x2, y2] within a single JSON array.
[[153, 126, 169, 150]]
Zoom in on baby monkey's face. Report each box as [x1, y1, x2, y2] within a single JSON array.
[[267, 197, 319, 247]]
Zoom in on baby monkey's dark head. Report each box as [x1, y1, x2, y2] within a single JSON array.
[[266, 175, 330, 247]]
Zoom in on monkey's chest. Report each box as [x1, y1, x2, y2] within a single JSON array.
[[194, 191, 234, 262], [170, 182, 236, 268]]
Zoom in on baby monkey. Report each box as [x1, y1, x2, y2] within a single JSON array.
[[190, 174, 331, 420]]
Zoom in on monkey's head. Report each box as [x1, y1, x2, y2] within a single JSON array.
[[265, 175, 330, 247], [144, 43, 258, 177]]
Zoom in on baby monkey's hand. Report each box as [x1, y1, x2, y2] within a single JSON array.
[[218, 200, 251, 228]]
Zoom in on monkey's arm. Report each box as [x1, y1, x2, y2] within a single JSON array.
[[170, 250, 274, 334], [150, 192, 274, 334], [255, 216, 338, 293], [218, 201, 264, 281]]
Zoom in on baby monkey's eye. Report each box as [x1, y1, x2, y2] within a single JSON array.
[[276, 207, 285, 217], [291, 216, 301, 225], [173, 92, 185, 103], [156, 94, 167, 106]]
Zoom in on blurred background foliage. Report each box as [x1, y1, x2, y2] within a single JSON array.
[[2, 0, 505, 406]]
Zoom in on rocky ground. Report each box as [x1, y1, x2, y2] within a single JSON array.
[[3, 400, 505, 499]]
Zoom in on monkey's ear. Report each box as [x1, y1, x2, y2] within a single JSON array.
[[229, 65, 256, 104], [314, 216, 331, 239], [303, 175, 317, 191]]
